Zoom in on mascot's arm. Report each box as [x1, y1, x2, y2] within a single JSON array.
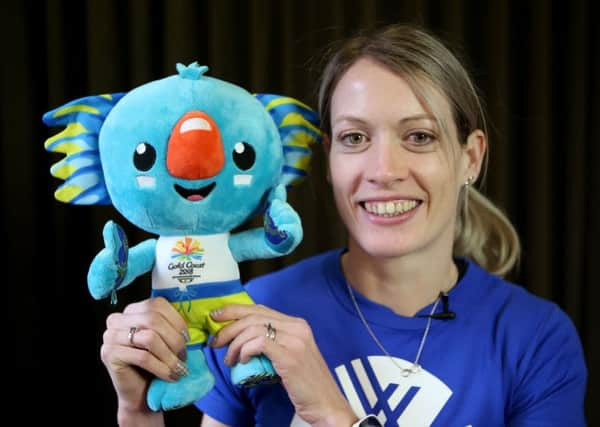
[[229, 184, 302, 262], [88, 220, 156, 300]]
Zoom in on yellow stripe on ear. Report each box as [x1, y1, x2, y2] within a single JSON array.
[[263, 97, 312, 112], [284, 130, 320, 148], [55, 185, 84, 203], [52, 104, 100, 118], [52, 164, 77, 180], [280, 112, 321, 134], [44, 123, 89, 149], [49, 141, 87, 157], [293, 156, 311, 171]]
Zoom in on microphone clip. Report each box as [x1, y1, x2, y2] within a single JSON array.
[[421, 292, 456, 320]]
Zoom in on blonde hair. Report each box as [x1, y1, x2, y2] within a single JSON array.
[[317, 23, 520, 276]]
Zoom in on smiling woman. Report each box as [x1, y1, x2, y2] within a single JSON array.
[[95, 24, 587, 427], [325, 57, 484, 267]]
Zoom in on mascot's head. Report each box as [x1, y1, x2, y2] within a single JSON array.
[[44, 62, 321, 235]]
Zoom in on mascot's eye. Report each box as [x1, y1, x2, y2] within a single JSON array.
[[232, 142, 256, 170], [133, 142, 156, 171]]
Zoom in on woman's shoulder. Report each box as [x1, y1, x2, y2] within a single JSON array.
[[464, 259, 553, 309], [464, 262, 587, 420], [463, 259, 578, 341]]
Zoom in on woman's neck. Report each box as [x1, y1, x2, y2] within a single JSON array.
[[341, 245, 458, 317]]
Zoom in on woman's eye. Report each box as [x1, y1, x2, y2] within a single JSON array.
[[408, 132, 435, 145], [341, 133, 366, 145]]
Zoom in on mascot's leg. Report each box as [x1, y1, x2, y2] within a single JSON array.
[[147, 298, 215, 411], [209, 290, 281, 387], [147, 344, 215, 411], [231, 354, 280, 387]]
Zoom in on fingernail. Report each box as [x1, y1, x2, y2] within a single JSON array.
[[209, 334, 218, 347], [174, 361, 189, 377], [178, 349, 187, 361], [169, 371, 181, 381], [181, 329, 190, 343], [210, 308, 224, 318]]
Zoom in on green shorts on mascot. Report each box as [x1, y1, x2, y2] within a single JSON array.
[[43, 62, 321, 411]]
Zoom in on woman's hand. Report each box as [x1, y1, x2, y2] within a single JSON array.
[[100, 297, 189, 426], [210, 304, 357, 427]]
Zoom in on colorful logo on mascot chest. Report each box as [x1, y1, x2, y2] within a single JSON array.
[[169, 237, 205, 284]]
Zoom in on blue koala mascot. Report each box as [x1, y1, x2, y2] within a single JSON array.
[[43, 62, 321, 411]]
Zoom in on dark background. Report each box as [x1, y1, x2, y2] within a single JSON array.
[[4, 0, 598, 425]]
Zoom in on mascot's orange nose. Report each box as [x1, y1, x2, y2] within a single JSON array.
[[166, 111, 225, 179]]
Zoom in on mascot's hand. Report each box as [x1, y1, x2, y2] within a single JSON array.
[[264, 184, 303, 254], [87, 220, 129, 300]]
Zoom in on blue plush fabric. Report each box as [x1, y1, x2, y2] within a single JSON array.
[[43, 62, 321, 411]]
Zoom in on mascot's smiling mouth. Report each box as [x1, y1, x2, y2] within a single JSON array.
[[174, 182, 216, 201]]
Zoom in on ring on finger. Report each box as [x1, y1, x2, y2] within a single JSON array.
[[264, 322, 277, 342], [128, 326, 138, 346]]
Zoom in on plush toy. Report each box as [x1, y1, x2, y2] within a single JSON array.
[[43, 62, 321, 411]]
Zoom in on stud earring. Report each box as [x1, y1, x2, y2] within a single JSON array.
[[462, 175, 475, 216]]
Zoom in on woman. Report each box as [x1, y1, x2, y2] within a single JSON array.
[[102, 24, 587, 426]]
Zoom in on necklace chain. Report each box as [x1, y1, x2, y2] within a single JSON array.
[[346, 282, 441, 377]]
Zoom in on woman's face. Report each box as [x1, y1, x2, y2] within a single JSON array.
[[327, 58, 481, 260]]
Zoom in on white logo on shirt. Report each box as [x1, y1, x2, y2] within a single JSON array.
[[290, 356, 453, 427], [340, 356, 452, 426]]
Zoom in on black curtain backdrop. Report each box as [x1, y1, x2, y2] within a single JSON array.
[[4, 0, 598, 425]]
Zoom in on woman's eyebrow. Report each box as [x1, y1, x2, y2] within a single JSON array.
[[334, 114, 436, 125], [332, 115, 369, 125], [399, 114, 437, 124]]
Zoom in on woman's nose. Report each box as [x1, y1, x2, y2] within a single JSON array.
[[366, 138, 409, 184]]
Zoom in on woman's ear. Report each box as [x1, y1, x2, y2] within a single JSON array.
[[322, 134, 332, 183], [462, 129, 486, 184]]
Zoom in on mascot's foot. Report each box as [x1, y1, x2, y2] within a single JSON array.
[[231, 354, 280, 387], [147, 349, 215, 411]]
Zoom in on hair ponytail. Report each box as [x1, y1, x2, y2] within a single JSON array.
[[455, 187, 520, 277]]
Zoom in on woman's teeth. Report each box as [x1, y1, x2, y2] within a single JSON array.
[[364, 200, 418, 217]]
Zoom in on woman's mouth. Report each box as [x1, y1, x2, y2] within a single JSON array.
[[362, 199, 421, 217]]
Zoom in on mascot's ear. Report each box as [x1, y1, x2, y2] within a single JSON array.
[[254, 94, 322, 188], [43, 93, 125, 205]]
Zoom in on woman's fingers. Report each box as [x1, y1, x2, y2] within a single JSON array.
[[101, 340, 183, 383], [211, 303, 283, 323], [107, 298, 188, 359], [210, 303, 287, 347], [211, 304, 312, 369], [102, 326, 188, 379], [125, 297, 190, 342], [235, 326, 299, 366], [106, 311, 184, 355], [223, 322, 275, 365], [103, 298, 190, 382]]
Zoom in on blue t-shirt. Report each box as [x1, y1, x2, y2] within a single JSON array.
[[196, 249, 587, 426]]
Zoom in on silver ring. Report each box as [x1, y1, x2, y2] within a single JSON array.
[[265, 323, 276, 342], [128, 326, 138, 346]]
